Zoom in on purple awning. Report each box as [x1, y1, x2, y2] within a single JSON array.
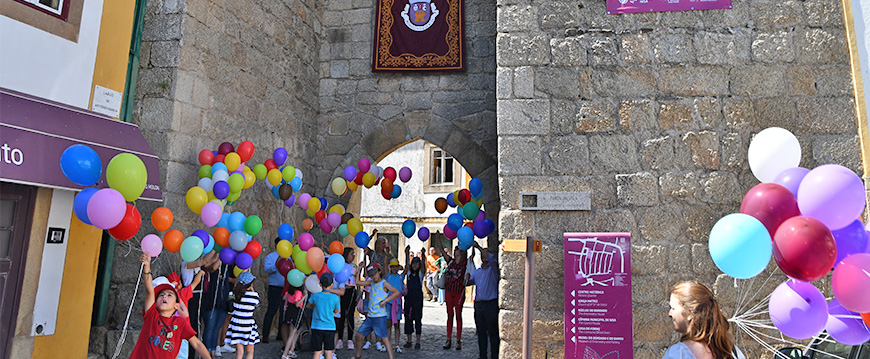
[[0, 88, 162, 201]]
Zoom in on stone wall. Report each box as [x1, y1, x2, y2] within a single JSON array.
[[495, 0, 861, 358]]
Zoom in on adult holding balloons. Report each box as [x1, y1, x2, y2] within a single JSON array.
[[261, 237, 286, 343], [431, 235, 469, 350]]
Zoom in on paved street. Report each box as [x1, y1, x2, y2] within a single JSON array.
[[243, 300, 482, 359]]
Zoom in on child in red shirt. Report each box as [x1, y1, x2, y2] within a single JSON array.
[[129, 253, 212, 359]]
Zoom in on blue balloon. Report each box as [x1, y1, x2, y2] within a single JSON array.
[[213, 181, 230, 199], [273, 148, 288, 166], [327, 254, 346, 274], [211, 162, 228, 175], [334, 263, 352, 283], [457, 227, 474, 250], [236, 252, 253, 270], [229, 230, 249, 251], [390, 184, 402, 198], [445, 194, 456, 208], [217, 212, 230, 229], [482, 219, 495, 236], [60, 144, 102, 186], [272, 185, 281, 199], [468, 178, 483, 197], [73, 188, 98, 225], [192, 229, 209, 245], [355, 231, 370, 248], [402, 220, 416, 238], [278, 224, 294, 240], [219, 248, 236, 265], [290, 177, 302, 192], [228, 212, 246, 232], [320, 198, 328, 210], [203, 235, 215, 254], [447, 213, 464, 231], [473, 220, 489, 238], [708, 213, 772, 279]]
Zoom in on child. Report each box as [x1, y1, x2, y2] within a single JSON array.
[[129, 253, 211, 359], [385, 258, 405, 353], [151, 271, 204, 359], [403, 246, 424, 350], [308, 272, 341, 359], [281, 281, 306, 359], [354, 264, 401, 359], [224, 271, 259, 359]]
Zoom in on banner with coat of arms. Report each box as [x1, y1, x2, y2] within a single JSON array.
[[372, 0, 465, 71]]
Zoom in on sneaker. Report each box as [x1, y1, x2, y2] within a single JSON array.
[[395, 346, 403, 353], [221, 344, 236, 352], [403, 341, 412, 348], [336, 340, 343, 350], [215, 347, 222, 357], [347, 340, 354, 350], [376, 342, 386, 352], [362, 342, 371, 350], [414, 343, 420, 350]]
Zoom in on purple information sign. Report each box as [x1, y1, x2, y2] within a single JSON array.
[[564, 233, 632, 359], [607, 0, 731, 15]]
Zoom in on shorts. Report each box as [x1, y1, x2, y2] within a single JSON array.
[[357, 316, 388, 338], [310, 329, 336, 351], [283, 305, 302, 326]]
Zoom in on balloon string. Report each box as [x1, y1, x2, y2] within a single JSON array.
[[111, 262, 143, 359]]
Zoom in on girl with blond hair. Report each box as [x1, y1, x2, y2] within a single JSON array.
[[664, 281, 746, 359]]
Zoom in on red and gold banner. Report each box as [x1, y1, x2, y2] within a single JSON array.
[[372, 0, 464, 71]]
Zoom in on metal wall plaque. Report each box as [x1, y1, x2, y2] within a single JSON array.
[[519, 192, 591, 211]]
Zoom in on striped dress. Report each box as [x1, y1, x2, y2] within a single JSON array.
[[225, 290, 260, 345]]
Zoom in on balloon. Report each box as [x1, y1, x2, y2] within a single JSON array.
[[181, 236, 204, 262], [200, 202, 222, 227], [229, 230, 248, 251], [233, 265, 245, 278], [224, 152, 241, 172], [358, 158, 371, 173], [773, 167, 810, 196], [739, 183, 800, 237], [282, 166, 297, 182], [354, 231, 370, 248], [832, 253, 870, 312], [277, 240, 293, 258], [271, 185, 281, 200], [343, 166, 358, 182], [443, 224, 457, 239], [219, 247, 237, 265], [328, 177, 345, 196], [244, 240, 262, 259], [402, 220, 416, 238], [329, 241, 344, 255], [302, 218, 314, 231], [446, 193, 456, 207], [213, 227, 230, 247], [244, 215, 262, 236], [338, 224, 350, 237], [141, 234, 163, 257], [399, 167, 412, 182], [273, 147, 288, 166], [314, 210, 327, 224], [60, 144, 102, 186], [192, 229, 209, 245], [298, 193, 311, 209], [418, 227, 430, 241], [798, 164, 866, 230], [457, 227, 474, 250], [347, 180, 358, 192], [863, 313, 870, 327], [278, 224, 294, 240], [298, 232, 314, 251], [826, 298, 870, 345], [218, 142, 234, 155], [186, 187, 208, 214], [228, 212, 246, 232], [212, 181, 230, 199], [831, 219, 870, 267], [242, 169, 256, 189], [198, 149, 214, 166], [274, 183, 290, 201], [447, 213, 464, 231], [390, 184, 402, 198], [307, 247, 325, 272], [211, 162, 228, 175], [334, 263, 351, 283], [237, 141, 255, 162], [434, 198, 447, 214], [468, 177, 483, 197], [708, 213, 772, 279], [292, 250, 312, 274], [253, 164, 267, 180], [108, 204, 141, 241], [227, 173, 244, 193], [347, 218, 363, 236], [284, 196, 295, 208], [473, 220, 490, 238], [380, 178, 394, 195], [267, 168, 282, 186], [287, 269, 305, 287], [362, 173, 376, 188], [235, 252, 253, 270], [747, 127, 801, 183], [202, 235, 215, 254], [458, 189, 471, 204], [773, 216, 836, 281], [371, 165, 383, 180], [482, 219, 495, 236], [328, 253, 346, 273], [277, 258, 294, 276], [199, 165, 212, 179], [86, 188, 127, 229], [769, 280, 828, 339], [341, 213, 354, 224], [264, 158, 277, 170], [305, 274, 322, 293], [106, 153, 147, 202], [327, 212, 341, 229], [319, 218, 333, 234], [163, 229, 184, 253], [383, 167, 397, 181], [289, 177, 302, 192], [197, 177, 214, 193], [463, 201, 480, 220], [73, 188, 98, 225]]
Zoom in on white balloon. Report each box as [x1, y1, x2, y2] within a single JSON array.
[[296, 169, 304, 180], [212, 170, 229, 183], [304, 274, 322, 293], [198, 177, 214, 192], [748, 127, 801, 183]]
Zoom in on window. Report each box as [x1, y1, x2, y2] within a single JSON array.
[[2, 0, 82, 42], [431, 148, 454, 184], [16, 0, 64, 16]]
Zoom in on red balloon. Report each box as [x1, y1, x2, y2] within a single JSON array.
[[740, 183, 801, 237], [108, 204, 141, 240], [244, 240, 262, 259], [464, 221, 474, 229], [862, 312, 870, 327], [212, 154, 225, 165], [218, 142, 234, 155], [458, 189, 471, 204], [237, 141, 255, 162], [264, 158, 277, 171], [314, 210, 327, 224], [384, 167, 397, 181], [773, 216, 837, 281], [380, 178, 394, 195], [381, 190, 392, 200], [277, 257, 294, 276], [198, 149, 214, 166], [354, 172, 364, 185]]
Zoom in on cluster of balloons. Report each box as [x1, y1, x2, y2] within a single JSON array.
[[61, 144, 148, 239], [707, 127, 869, 343], [433, 178, 493, 250], [190, 141, 258, 220], [276, 237, 353, 294], [332, 158, 412, 200]]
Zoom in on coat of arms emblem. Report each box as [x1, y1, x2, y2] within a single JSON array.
[[401, 0, 439, 31]]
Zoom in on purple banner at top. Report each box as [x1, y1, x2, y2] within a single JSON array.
[[564, 233, 632, 359], [607, 0, 731, 14], [0, 88, 163, 201]]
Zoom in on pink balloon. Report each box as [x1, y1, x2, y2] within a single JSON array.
[[327, 212, 341, 228], [298, 193, 312, 210], [86, 188, 127, 229], [358, 158, 371, 173], [443, 223, 457, 239], [319, 218, 333, 234], [832, 253, 870, 312], [141, 234, 163, 257], [298, 232, 314, 251], [200, 202, 222, 227], [399, 167, 412, 182], [740, 183, 801, 237]]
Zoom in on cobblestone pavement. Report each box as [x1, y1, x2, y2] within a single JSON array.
[[243, 300, 482, 359]]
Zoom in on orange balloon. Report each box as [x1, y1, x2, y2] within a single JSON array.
[[302, 218, 314, 231], [213, 227, 230, 247], [329, 241, 344, 255], [306, 247, 324, 272], [151, 207, 173, 232], [862, 312, 870, 327], [434, 198, 447, 213], [163, 229, 184, 253], [380, 178, 394, 195]]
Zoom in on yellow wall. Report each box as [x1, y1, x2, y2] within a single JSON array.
[[87, 0, 136, 118]]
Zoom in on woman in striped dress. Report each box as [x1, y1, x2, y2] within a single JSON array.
[[225, 271, 260, 359]]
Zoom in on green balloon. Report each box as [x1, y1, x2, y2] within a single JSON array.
[[244, 215, 262, 236], [287, 269, 305, 287], [181, 236, 204, 262], [282, 166, 296, 182], [213, 243, 225, 253], [106, 153, 148, 202], [338, 224, 349, 237], [199, 165, 212, 179], [228, 173, 244, 192], [463, 202, 480, 220], [253, 164, 267, 180], [292, 250, 312, 274]]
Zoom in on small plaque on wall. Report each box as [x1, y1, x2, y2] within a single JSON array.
[[519, 192, 591, 211]]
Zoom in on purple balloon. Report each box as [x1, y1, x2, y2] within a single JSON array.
[[213, 181, 230, 199], [334, 263, 351, 283], [482, 219, 495, 236], [327, 212, 341, 228], [769, 280, 828, 339], [475, 210, 486, 222], [236, 252, 253, 270], [399, 167, 412, 182], [832, 219, 870, 267], [273, 148, 288, 166], [773, 167, 810, 196], [797, 164, 866, 230], [298, 193, 311, 209], [86, 188, 127, 230], [192, 229, 210, 246], [343, 166, 358, 182], [219, 248, 237, 265], [418, 227, 430, 241], [284, 196, 295, 208], [826, 298, 870, 345], [473, 220, 489, 238], [320, 218, 333, 234]]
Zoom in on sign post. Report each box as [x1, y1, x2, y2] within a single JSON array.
[[502, 237, 540, 359]]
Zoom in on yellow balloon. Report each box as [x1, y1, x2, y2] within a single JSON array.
[[329, 205, 345, 216], [186, 186, 207, 214], [347, 180, 359, 192], [277, 240, 293, 258], [362, 173, 376, 188], [306, 208, 316, 218], [282, 166, 297, 182], [207, 190, 217, 202], [308, 198, 321, 212], [347, 218, 363, 236], [225, 152, 241, 172], [243, 170, 256, 189], [267, 168, 283, 186], [332, 177, 347, 196], [233, 266, 245, 277], [208, 199, 225, 210]]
